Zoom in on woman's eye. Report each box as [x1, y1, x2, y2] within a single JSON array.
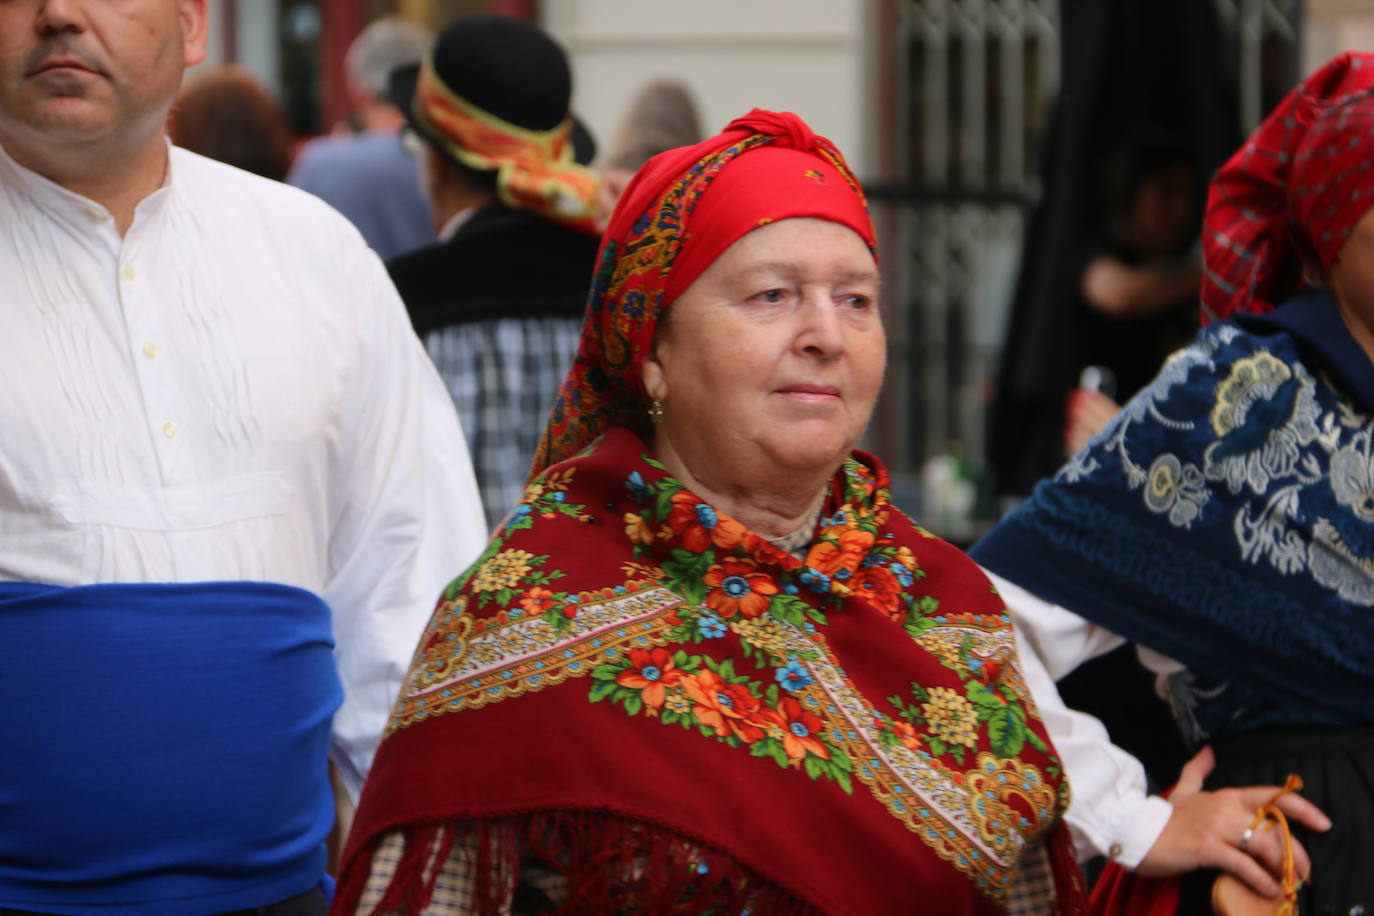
[[842, 294, 871, 310], [753, 289, 785, 303]]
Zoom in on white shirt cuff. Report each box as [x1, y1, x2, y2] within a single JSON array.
[[1102, 793, 1173, 868]]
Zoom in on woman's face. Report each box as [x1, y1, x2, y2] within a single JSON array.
[[643, 217, 885, 484], [1327, 205, 1374, 363]]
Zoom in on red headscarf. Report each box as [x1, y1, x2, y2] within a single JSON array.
[[530, 109, 876, 476], [1202, 53, 1374, 321]]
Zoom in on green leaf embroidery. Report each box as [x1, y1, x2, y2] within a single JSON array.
[[984, 704, 1027, 759], [964, 680, 1003, 713], [588, 680, 618, 702]]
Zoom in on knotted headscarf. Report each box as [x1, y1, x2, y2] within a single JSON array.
[[1202, 53, 1374, 321], [413, 59, 600, 235], [530, 109, 876, 476]]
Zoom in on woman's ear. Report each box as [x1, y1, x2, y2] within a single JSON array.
[[1302, 258, 1327, 289], [642, 348, 667, 402]]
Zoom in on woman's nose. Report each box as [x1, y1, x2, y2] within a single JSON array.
[[795, 291, 846, 359]]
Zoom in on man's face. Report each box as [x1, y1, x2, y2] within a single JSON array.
[[0, 0, 207, 152]]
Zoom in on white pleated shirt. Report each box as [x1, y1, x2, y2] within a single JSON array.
[[0, 142, 489, 798]]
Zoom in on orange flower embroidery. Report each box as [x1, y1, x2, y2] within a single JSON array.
[[682, 669, 765, 743], [615, 647, 683, 710], [519, 587, 558, 614], [891, 720, 923, 752], [703, 557, 778, 618], [763, 697, 830, 761], [666, 491, 745, 553], [804, 528, 875, 578], [853, 564, 902, 619]]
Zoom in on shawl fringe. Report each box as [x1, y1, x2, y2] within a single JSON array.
[[347, 810, 823, 916]]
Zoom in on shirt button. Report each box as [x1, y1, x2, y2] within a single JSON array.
[[123, 264, 136, 281], [1108, 842, 1123, 860], [142, 341, 158, 358], [87, 208, 107, 221], [162, 421, 177, 439]]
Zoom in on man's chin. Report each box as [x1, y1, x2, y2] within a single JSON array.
[[15, 100, 117, 144]]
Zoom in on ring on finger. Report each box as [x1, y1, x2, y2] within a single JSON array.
[[1239, 826, 1254, 848]]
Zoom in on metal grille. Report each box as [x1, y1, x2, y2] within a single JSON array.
[[870, 0, 1057, 530], [874, 0, 1301, 536], [1212, 0, 1303, 131]]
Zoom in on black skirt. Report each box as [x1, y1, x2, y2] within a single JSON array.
[[1176, 724, 1374, 916]]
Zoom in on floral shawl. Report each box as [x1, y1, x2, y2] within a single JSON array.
[[972, 289, 1374, 739], [335, 428, 1082, 915]]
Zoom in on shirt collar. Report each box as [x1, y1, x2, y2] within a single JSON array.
[[0, 137, 176, 234], [437, 205, 476, 243], [1233, 287, 1374, 413]]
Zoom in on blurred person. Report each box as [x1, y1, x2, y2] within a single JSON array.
[[0, 1, 486, 913], [170, 63, 290, 180], [333, 110, 1086, 916], [990, 0, 1236, 506], [287, 16, 433, 260], [596, 77, 702, 220], [1060, 130, 1203, 457], [972, 54, 1374, 914], [389, 14, 601, 532]]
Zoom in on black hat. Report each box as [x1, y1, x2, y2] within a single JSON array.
[[406, 14, 601, 231], [391, 53, 596, 166], [427, 14, 571, 132]]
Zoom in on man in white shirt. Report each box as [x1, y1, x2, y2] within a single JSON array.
[[0, 3, 486, 914]]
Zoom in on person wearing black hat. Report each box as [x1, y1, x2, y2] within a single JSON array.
[[389, 14, 603, 531]]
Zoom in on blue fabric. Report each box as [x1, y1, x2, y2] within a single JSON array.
[[972, 291, 1374, 736], [287, 132, 433, 262], [0, 581, 342, 915]]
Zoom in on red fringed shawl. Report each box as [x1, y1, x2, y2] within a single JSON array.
[[336, 429, 1084, 915]]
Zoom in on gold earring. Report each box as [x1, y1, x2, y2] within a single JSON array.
[[648, 398, 665, 423]]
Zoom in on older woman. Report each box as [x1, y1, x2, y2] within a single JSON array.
[[332, 111, 1084, 915]]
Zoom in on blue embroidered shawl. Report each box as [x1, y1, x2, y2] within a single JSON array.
[[972, 290, 1374, 737]]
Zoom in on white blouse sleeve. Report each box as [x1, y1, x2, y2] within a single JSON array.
[[983, 570, 1174, 867]]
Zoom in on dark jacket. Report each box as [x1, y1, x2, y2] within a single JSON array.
[[388, 202, 600, 337]]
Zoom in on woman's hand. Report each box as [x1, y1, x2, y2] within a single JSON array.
[[1136, 747, 1332, 897]]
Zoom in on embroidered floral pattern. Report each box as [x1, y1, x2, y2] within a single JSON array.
[[1329, 434, 1374, 522], [1142, 453, 1209, 527], [921, 687, 979, 750], [989, 311, 1374, 749], [1204, 351, 1322, 494], [1059, 322, 1374, 603], [704, 557, 778, 618], [394, 435, 1066, 902], [470, 549, 538, 593]]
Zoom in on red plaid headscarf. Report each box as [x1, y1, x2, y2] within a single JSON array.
[[530, 109, 876, 477], [1202, 53, 1374, 321]]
